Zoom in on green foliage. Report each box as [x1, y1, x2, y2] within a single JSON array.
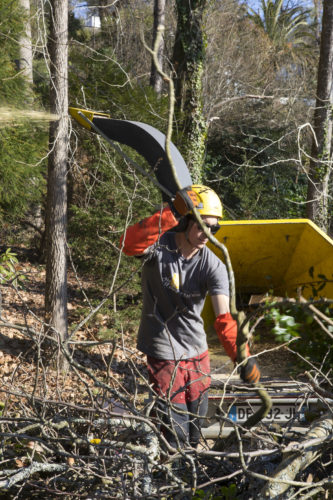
[[68, 46, 170, 282], [203, 1, 317, 220], [193, 483, 238, 499], [68, 142, 160, 282], [69, 43, 170, 122], [266, 307, 301, 342], [205, 123, 308, 220], [0, 0, 29, 105], [247, 0, 314, 55], [306, 266, 332, 298], [0, 124, 47, 224], [0, 248, 18, 283], [0, 248, 26, 287], [68, 11, 90, 43], [265, 301, 333, 369], [0, 1, 48, 233]]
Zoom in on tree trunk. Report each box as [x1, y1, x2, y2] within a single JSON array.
[[97, 0, 113, 33], [19, 0, 33, 84], [150, 0, 166, 95], [313, 0, 323, 44], [306, 0, 333, 232], [45, 0, 69, 370], [172, 0, 207, 182]]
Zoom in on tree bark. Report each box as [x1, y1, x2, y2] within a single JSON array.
[[19, 0, 33, 84], [45, 0, 69, 370], [306, 0, 333, 232], [150, 0, 166, 95], [172, 0, 207, 182]]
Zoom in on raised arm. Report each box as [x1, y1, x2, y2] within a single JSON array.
[[120, 187, 199, 256], [120, 206, 178, 256]]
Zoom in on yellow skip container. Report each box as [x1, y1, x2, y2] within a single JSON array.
[[202, 219, 333, 330]]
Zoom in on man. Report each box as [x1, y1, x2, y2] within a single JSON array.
[[120, 185, 260, 449]]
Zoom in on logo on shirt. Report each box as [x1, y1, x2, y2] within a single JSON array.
[[170, 273, 180, 290], [162, 272, 201, 299]]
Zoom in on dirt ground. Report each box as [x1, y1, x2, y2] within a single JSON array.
[[209, 339, 297, 380]]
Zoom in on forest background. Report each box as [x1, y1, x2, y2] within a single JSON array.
[[0, 0, 332, 498]]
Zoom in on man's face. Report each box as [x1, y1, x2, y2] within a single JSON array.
[[187, 216, 219, 249]]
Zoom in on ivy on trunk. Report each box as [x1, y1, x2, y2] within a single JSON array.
[[172, 0, 207, 182]]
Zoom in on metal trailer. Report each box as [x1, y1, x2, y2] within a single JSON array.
[[202, 376, 333, 439]]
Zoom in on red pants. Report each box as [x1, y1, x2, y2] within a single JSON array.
[[147, 350, 211, 403], [147, 351, 211, 447]]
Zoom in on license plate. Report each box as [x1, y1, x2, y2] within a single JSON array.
[[228, 404, 305, 423]]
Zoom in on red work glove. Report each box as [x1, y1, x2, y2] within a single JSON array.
[[120, 207, 178, 256], [214, 313, 260, 383], [172, 187, 199, 217], [214, 313, 250, 362]]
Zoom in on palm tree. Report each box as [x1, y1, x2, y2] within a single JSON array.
[[247, 0, 313, 59]]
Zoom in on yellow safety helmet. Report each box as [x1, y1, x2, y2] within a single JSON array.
[[191, 185, 223, 219]]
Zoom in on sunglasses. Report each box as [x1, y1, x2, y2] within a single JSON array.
[[195, 221, 221, 235]]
